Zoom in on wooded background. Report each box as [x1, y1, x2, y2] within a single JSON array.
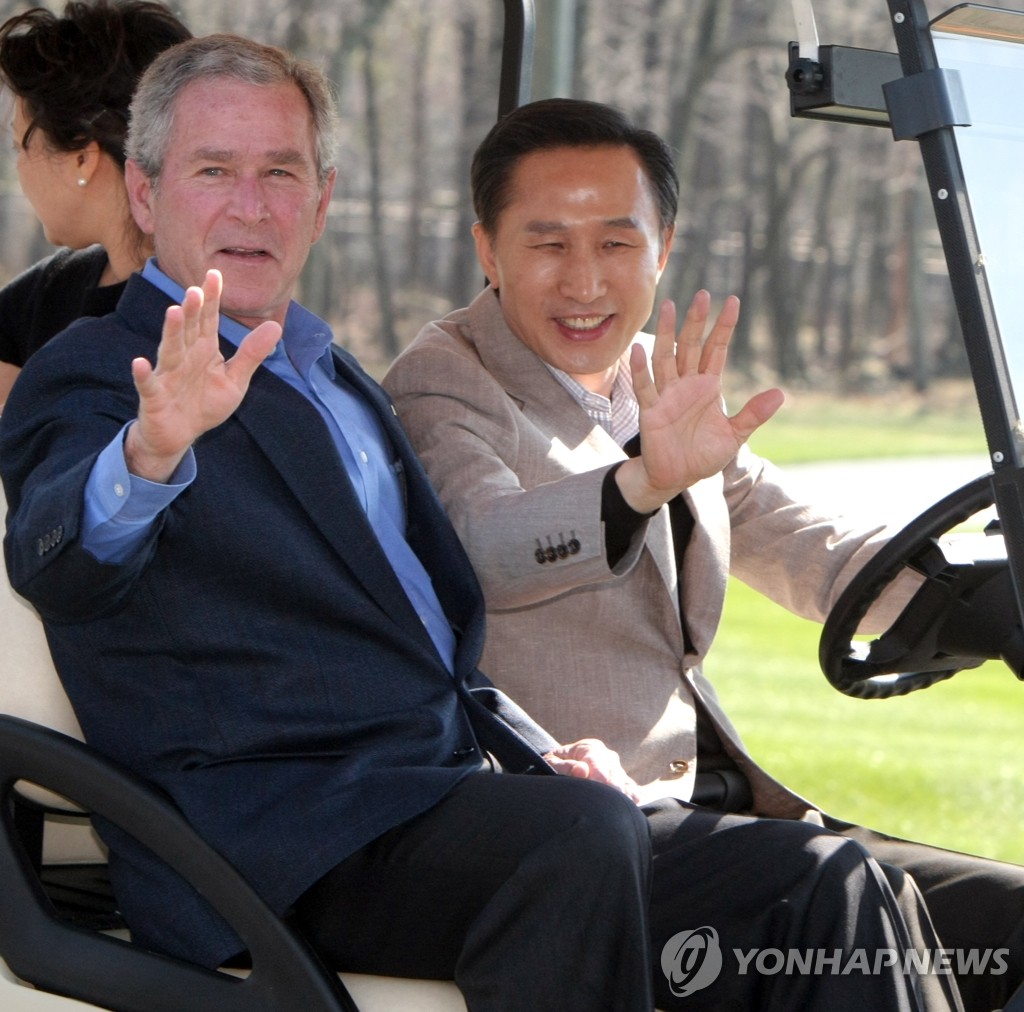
[[0, 0, 1012, 387]]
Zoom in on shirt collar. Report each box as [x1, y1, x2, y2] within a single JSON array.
[[545, 358, 640, 447], [140, 258, 335, 378]]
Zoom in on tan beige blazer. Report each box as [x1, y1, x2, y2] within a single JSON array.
[[385, 288, 902, 819]]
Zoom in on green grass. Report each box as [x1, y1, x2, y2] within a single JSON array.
[[710, 382, 1021, 863], [742, 382, 988, 464]]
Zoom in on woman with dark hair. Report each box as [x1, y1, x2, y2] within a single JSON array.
[[0, 0, 190, 407]]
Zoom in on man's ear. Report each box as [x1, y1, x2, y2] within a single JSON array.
[[124, 159, 156, 236], [657, 224, 676, 276], [311, 167, 337, 245], [472, 221, 498, 289]]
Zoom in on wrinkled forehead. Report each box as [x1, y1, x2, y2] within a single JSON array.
[[170, 76, 316, 150]]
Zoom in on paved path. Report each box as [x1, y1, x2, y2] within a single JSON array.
[[781, 454, 992, 527]]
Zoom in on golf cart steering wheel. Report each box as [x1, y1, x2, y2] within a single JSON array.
[[819, 472, 1024, 699]]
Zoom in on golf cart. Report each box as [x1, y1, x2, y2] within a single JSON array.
[[0, 1, 1022, 1009]]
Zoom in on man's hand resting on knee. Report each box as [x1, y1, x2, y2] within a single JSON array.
[[545, 739, 641, 802]]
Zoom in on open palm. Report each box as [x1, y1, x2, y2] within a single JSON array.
[[126, 270, 281, 482], [619, 291, 784, 514]]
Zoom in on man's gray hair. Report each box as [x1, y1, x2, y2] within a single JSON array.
[[126, 33, 338, 186]]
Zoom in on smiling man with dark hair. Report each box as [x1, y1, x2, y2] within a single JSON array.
[[386, 96, 1024, 1012]]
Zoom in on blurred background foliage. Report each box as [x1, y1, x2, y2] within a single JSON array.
[[0, 0, 1013, 390]]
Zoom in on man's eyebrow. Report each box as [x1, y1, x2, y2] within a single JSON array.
[[523, 216, 642, 234], [190, 147, 236, 163], [265, 148, 309, 166], [189, 147, 309, 165], [524, 220, 568, 235], [604, 216, 642, 230]]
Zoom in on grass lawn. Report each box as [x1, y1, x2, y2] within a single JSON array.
[[743, 380, 988, 463], [710, 381, 1022, 864]]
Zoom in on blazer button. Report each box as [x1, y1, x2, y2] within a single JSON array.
[[667, 759, 690, 778], [453, 745, 476, 760]]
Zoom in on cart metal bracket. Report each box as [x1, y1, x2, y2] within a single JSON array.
[[883, 66, 971, 139]]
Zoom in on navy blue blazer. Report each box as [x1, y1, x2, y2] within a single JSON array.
[[0, 275, 558, 967]]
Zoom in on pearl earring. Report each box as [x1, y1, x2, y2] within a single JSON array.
[[77, 178, 87, 187]]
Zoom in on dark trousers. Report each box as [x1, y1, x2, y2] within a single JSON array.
[[827, 816, 1024, 1012], [293, 772, 996, 1012], [645, 800, 962, 1012], [294, 772, 654, 1011]]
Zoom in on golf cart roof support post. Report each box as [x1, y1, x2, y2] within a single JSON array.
[[498, 0, 535, 119], [886, 0, 1024, 672]]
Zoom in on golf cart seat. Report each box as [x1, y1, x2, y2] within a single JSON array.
[[0, 483, 468, 1011]]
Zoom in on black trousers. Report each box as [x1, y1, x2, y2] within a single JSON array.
[[826, 816, 1024, 1012], [295, 772, 654, 1011], [292, 771, 1008, 1012], [645, 800, 964, 1012]]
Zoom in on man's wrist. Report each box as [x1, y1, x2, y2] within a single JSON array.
[[614, 458, 680, 514], [123, 422, 188, 484]]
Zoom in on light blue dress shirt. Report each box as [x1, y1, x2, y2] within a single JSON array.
[[83, 260, 456, 673]]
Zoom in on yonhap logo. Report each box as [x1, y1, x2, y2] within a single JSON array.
[[661, 926, 724, 997]]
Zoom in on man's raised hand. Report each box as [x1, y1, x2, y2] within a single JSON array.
[[616, 290, 784, 514], [126, 270, 281, 482]]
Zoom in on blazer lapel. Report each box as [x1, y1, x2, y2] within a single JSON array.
[[333, 351, 488, 678], [231, 353, 426, 638], [231, 345, 485, 680]]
